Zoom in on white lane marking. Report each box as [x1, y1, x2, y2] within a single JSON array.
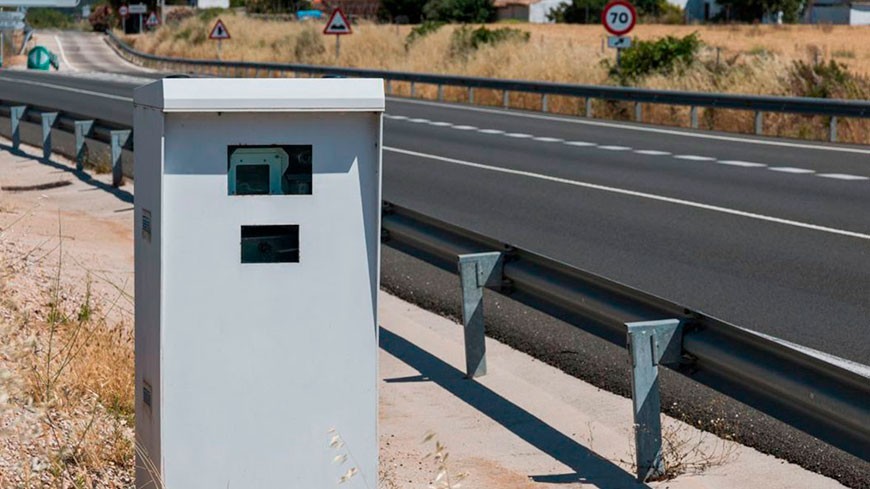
[[384, 146, 870, 241], [0, 75, 133, 102], [388, 97, 870, 155], [718, 160, 767, 168], [565, 141, 596, 147], [430, 121, 452, 127], [408, 118, 430, 123], [769, 167, 815, 174], [387, 114, 408, 120], [506, 133, 533, 138], [598, 145, 631, 151], [54, 35, 78, 72], [533, 137, 564, 143], [674, 155, 716, 161], [634, 150, 671, 156], [478, 129, 505, 134], [452, 125, 478, 130], [817, 173, 869, 181]]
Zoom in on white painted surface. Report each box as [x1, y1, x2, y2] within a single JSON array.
[[133, 79, 383, 489], [134, 78, 385, 112], [197, 0, 229, 8]]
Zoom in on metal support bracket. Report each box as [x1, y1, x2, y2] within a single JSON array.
[[74, 120, 95, 171], [690, 106, 699, 129], [9, 105, 26, 151], [502, 90, 510, 109], [457, 252, 504, 379], [634, 102, 643, 122], [541, 94, 548, 113], [468, 87, 474, 104], [626, 318, 683, 482], [754, 111, 764, 136], [585, 98, 593, 118], [39, 112, 58, 160], [829, 116, 837, 143], [110, 129, 131, 187]]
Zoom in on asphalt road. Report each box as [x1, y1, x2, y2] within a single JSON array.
[[1, 32, 868, 486]]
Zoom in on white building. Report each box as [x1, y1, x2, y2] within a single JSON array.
[[806, 0, 870, 24], [493, 0, 571, 23]]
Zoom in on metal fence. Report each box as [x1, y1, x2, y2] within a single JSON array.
[[105, 31, 870, 143], [1, 78, 868, 482]]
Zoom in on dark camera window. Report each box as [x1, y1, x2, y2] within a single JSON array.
[[241, 225, 299, 263], [228, 145, 312, 196]]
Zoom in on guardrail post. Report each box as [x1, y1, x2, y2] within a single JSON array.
[[410, 82, 416, 98], [437, 84, 444, 102], [585, 98, 593, 118], [74, 120, 94, 171], [541, 94, 548, 113], [503, 90, 509, 109], [690, 106, 698, 129], [9, 105, 26, 151], [634, 102, 642, 122], [457, 252, 504, 378], [829, 116, 837, 143], [468, 87, 474, 104], [39, 112, 58, 160], [110, 129, 131, 188], [754, 111, 763, 136], [626, 319, 683, 482], [385, 79, 392, 95]]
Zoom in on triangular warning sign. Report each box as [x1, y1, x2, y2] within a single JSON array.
[[146, 11, 160, 27], [209, 19, 231, 40], [323, 8, 352, 35]]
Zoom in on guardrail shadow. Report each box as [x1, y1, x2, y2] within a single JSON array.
[[0, 143, 133, 205], [380, 326, 647, 488]]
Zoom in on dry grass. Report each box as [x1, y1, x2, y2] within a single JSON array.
[[125, 18, 870, 144], [0, 221, 134, 488]]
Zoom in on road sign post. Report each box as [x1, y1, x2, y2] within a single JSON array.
[[323, 8, 351, 59], [129, 3, 146, 33], [208, 19, 230, 60], [602, 0, 636, 72], [119, 4, 129, 34]]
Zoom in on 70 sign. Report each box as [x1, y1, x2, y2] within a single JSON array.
[[602, 0, 637, 36]]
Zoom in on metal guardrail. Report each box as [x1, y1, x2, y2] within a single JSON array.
[[2, 81, 868, 481], [105, 31, 870, 143]]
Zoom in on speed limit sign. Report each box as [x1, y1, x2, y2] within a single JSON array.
[[602, 1, 636, 36]]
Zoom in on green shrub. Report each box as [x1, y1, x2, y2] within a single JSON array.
[[27, 8, 73, 29], [424, 0, 496, 23], [406, 21, 445, 46], [294, 27, 325, 61], [789, 60, 868, 100], [449, 25, 529, 58], [612, 33, 700, 83]]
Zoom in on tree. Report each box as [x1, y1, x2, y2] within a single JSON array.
[[423, 0, 496, 23], [380, 0, 427, 23], [547, 0, 607, 23]]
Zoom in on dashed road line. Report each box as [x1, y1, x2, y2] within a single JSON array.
[[383, 114, 867, 183], [385, 146, 870, 241], [674, 155, 716, 161], [718, 160, 767, 168], [817, 173, 869, 181], [769, 167, 815, 174]]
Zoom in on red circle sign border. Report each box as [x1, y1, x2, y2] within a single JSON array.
[[601, 0, 637, 36]]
